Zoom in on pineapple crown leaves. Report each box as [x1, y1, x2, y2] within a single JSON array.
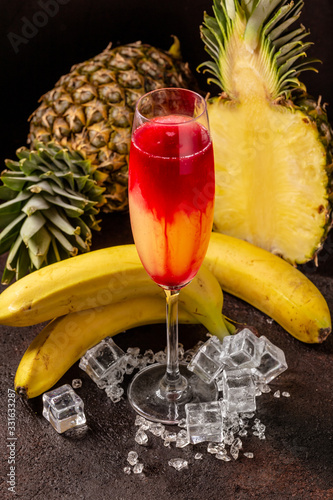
[[199, 0, 321, 100], [0, 142, 106, 284]]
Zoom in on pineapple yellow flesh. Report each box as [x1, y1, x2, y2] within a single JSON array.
[[210, 97, 329, 264]]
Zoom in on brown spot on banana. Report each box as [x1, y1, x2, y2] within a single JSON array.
[[318, 327, 331, 343], [15, 386, 28, 399]]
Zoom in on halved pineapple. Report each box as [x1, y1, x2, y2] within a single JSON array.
[[201, 0, 332, 264]]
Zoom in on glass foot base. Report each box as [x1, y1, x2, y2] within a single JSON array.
[[127, 363, 218, 425]]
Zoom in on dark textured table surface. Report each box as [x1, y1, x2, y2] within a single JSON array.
[[1, 213, 333, 500]]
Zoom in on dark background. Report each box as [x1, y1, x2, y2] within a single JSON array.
[[1, 0, 333, 164]]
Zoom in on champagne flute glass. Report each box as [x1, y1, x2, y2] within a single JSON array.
[[127, 88, 217, 424]]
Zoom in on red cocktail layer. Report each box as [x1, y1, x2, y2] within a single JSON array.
[[129, 115, 215, 288]]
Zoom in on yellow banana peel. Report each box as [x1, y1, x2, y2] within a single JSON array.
[[12, 231, 331, 399], [0, 245, 229, 337], [204, 232, 331, 343], [14, 295, 206, 399]]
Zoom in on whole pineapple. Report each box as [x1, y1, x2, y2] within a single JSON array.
[[0, 40, 196, 283], [28, 40, 196, 212], [202, 0, 333, 265], [0, 143, 106, 284]]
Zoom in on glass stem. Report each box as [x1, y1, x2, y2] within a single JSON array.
[[160, 289, 188, 401]]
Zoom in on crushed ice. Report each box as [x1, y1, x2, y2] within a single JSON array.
[[76, 329, 290, 474]]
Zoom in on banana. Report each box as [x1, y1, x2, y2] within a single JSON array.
[[14, 231, 330, 397], [14, 295, 205, 399], [204, 232, 331, 343], [0, 245, 230, 337]]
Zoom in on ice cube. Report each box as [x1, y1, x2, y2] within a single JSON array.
[[154, 350, 167, 364], [42, 384, 86, 434], [178, 343, 185, 361], [176, 429, 190, 448], [143, 349, 155, 364], [79, 337, 125, 388], [168, 458, 188, 471], [149, 423, 165, 436], [252, 419, 266, 439], [127, 451, 139, 466], [216, 375, 224, 392], [135, 429, 149, 446], [230, 437, 242, 460], [207, 442, 225, 454], [177, 418, 187, 428], [222, 368, 256, 414], [135, 415, 151, 431], [133, 463, 144, 474], [216, 449, 230, 461], [135, 354, 148, 371], [105, 384, 124, 403], [257, 383, 271, 394], [127, 346, 140, 356], [163, 430, 177, 443], [223, 429, 235, 446], [185, 401, 223, 444], [222, 328, 263, 369], [122, 354, 138, 375], [71, 378, 82, 389], [252, 336, 288, 383], [187, 336, 226, 384]]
